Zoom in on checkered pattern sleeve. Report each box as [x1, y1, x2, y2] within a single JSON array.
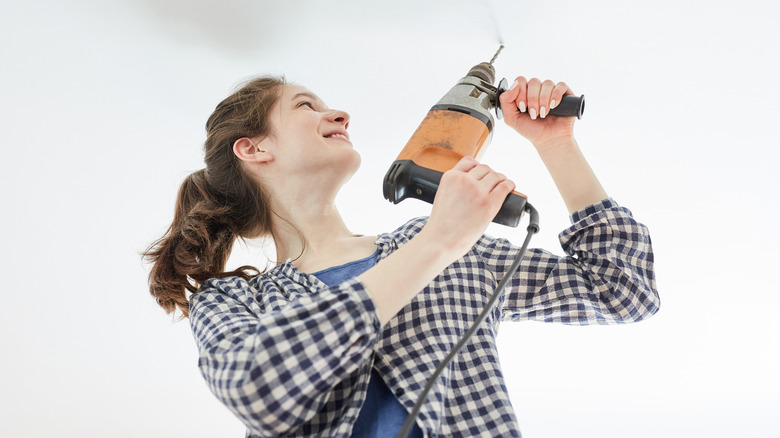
[[188, 276, 382, 437], [475, 198, 659, 324]]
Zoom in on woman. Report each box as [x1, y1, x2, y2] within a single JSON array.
[[143, 74, 659, 437]]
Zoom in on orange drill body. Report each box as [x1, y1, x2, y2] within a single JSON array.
[[383, 57, 528, 227], [396, 109, 491, 173]]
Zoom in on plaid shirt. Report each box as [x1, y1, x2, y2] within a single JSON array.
[[189, 198, 659, 437]]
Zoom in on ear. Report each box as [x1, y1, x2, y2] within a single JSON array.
[[233, 137, 274, 164]]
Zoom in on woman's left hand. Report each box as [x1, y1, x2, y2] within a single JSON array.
[[498, 76, 577, 148]]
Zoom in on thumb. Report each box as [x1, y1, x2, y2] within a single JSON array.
[[499, 81, 523, 122], [499, 79, 521, 105]]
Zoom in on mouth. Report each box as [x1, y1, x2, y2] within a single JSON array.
[[323, 130, 351, 143]]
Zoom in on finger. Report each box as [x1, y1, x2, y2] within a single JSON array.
[[489, 179, 516, 204], [539, 80, 555, 119], [514, 76, 528, 113], [499, 76, 527, 113], [498, 179, 516, 195], [550, 81, 571, 110], [468, 163, 492, 180], [451, 155, 478, 172], [526, 78, 542, 120], [480, 170, 509, 192]]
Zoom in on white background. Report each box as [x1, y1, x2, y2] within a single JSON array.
[[1, 0, 778, 437]]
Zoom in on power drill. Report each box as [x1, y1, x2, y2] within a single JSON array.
[[382, 47, 584, 227]]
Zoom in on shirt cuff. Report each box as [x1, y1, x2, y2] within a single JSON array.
[[569, 197, 617, 223]]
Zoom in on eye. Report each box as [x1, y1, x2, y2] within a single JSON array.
[[297, 101, 315, 109]]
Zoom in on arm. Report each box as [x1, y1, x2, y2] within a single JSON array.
[[476, 199, 659, 324], [535, 136, 608, 214], [358, 228, 455, 325], [189, 277, 381, 436], [490, 76, 657, 323], [364, 78, 609, 325], [360, 156, 516, 325], [498, 76, 607, 214]]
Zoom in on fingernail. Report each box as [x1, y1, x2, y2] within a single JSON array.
[[509, 79, 519, 90], [540, 106, 547, 118], [550, 99, 557, 109], [529, 108, 537, 119], [518, 101, 526, 112]]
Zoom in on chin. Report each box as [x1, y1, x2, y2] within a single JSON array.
[[338, 149, 362, 182], [344, 147, 361, 170]]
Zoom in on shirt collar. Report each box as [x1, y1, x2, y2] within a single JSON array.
[[262, 232, 399, 287]]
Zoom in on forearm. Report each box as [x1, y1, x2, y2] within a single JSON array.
[[534, 136, 608, 214], [478, 199, 660, 325], [359, 228, 455, 325], [497, 76, 608, 213], [361, 156, 516, 325]]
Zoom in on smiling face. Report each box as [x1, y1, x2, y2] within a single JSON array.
[[256, 84, 361, 183]]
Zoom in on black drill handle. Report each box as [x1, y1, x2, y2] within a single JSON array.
[[384, 160, 527, 227], [494, 192, 527, 228], [548, 94, 585, 118], [495, 78, 585, 119]]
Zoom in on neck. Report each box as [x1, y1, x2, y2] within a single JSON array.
[[271, 202, 349, 256], [270, 199, 377, 273], [260, 164, 375, 272]]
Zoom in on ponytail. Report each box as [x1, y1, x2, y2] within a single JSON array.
[[142, 76, 285, 317], [142, 169, 259, 316]]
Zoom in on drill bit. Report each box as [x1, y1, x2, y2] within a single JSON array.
[[489, 45, 504, 65]]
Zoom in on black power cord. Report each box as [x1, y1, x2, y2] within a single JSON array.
[[396, 203, 540, 438]]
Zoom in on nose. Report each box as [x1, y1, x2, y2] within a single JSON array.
[[328, 109, 350, 130]]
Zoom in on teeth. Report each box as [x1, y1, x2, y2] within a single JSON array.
[[327, 133, 348, 140]]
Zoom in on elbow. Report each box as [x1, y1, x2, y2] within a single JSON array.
[[635, 281, 661, 321], [600, 271, 660, 323], [618, 288, 660, 323]]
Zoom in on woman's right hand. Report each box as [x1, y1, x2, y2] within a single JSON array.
[[422, 156, 516, 257], [360, 156, 514, 325]]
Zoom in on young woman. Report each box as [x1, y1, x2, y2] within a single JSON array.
[[143, 74, 659, 437]]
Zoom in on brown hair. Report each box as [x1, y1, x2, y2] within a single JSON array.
[[142, 76, 286, 317]]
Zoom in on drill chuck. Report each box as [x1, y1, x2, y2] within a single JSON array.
[[467, 62, 496, 85]]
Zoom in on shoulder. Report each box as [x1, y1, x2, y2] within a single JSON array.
[[387, 216, 429, 242], [189, 275, 257, 315], [186, 276, 259, 342], [189, 271, 277, 315], [190, 264, 316, 317], [371, 216, 429, 256]]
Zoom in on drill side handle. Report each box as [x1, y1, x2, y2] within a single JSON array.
[[495, 78, 585, 119], [548, 94, 585, 118], [383, 160, 527, 227]]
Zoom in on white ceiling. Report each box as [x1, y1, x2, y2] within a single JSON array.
[[1, 0, 778, 436]]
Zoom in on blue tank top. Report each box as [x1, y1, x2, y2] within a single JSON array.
[[311, 249, 423, 438]]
